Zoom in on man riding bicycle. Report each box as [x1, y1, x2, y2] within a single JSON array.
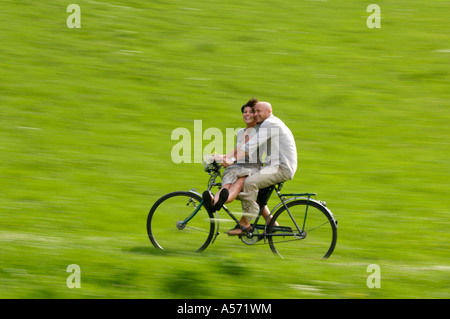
[[221, 101, 298, 235]]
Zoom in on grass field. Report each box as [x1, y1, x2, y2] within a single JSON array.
[[1, 0, 449, 299]]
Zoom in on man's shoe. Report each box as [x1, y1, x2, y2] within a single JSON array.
[[225, 224, 252, 236]]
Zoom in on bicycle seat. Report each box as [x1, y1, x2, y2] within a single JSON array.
[[257, 182, 284, 206], [235, 183, 285, 204]]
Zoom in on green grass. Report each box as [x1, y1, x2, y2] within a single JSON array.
[[1, 0, 449, 298]]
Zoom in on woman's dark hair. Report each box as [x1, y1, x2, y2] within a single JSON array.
[[241, 97, 258, 113]]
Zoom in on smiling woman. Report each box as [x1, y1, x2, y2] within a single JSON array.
[[170, 98, 259, 164]]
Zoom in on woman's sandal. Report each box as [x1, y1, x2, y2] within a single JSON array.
[[202, 190, 215, 213], [225, 223, 252, 236], [212, 188, 229, 211]]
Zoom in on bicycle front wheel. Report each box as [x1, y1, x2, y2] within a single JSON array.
[[147, 191, 215, 253], [268, 199, 337, 259]]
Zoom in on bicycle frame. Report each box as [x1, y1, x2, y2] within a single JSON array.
[[181, 168, 335, 245]]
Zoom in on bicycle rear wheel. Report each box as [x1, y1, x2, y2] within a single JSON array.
[[147, 191, 215, 253], [268, 199, 337, 259]]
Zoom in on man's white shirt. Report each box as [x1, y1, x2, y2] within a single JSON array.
[[238, 114, 297, 179]]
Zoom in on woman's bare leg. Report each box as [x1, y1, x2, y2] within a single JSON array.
[[225, 177, 246, 203], [213, 183, 231, 206], [213, 177, 246, 205], [215, 178, 279, 225]]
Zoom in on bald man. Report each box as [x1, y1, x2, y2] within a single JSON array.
[[222, 102, 298, 235]]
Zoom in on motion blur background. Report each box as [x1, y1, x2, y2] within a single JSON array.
[[1, 0, 448, 298]]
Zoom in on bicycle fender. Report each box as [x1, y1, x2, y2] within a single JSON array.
[[271, 197, 338, 228]]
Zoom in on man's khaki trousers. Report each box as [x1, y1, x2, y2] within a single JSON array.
[[240, 166, 292, 222]]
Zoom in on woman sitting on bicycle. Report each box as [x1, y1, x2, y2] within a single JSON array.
[[202, 97, 272, 231]]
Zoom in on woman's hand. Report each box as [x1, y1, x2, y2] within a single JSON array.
[[221, 156, 235, 168], [213, 154, 225, 163]]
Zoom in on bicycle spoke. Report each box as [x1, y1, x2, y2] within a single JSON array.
[[183, 225, 211, 233], [306, 220, 332, 233]]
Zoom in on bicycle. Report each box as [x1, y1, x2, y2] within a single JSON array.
[[147, 161, 338, 259]]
